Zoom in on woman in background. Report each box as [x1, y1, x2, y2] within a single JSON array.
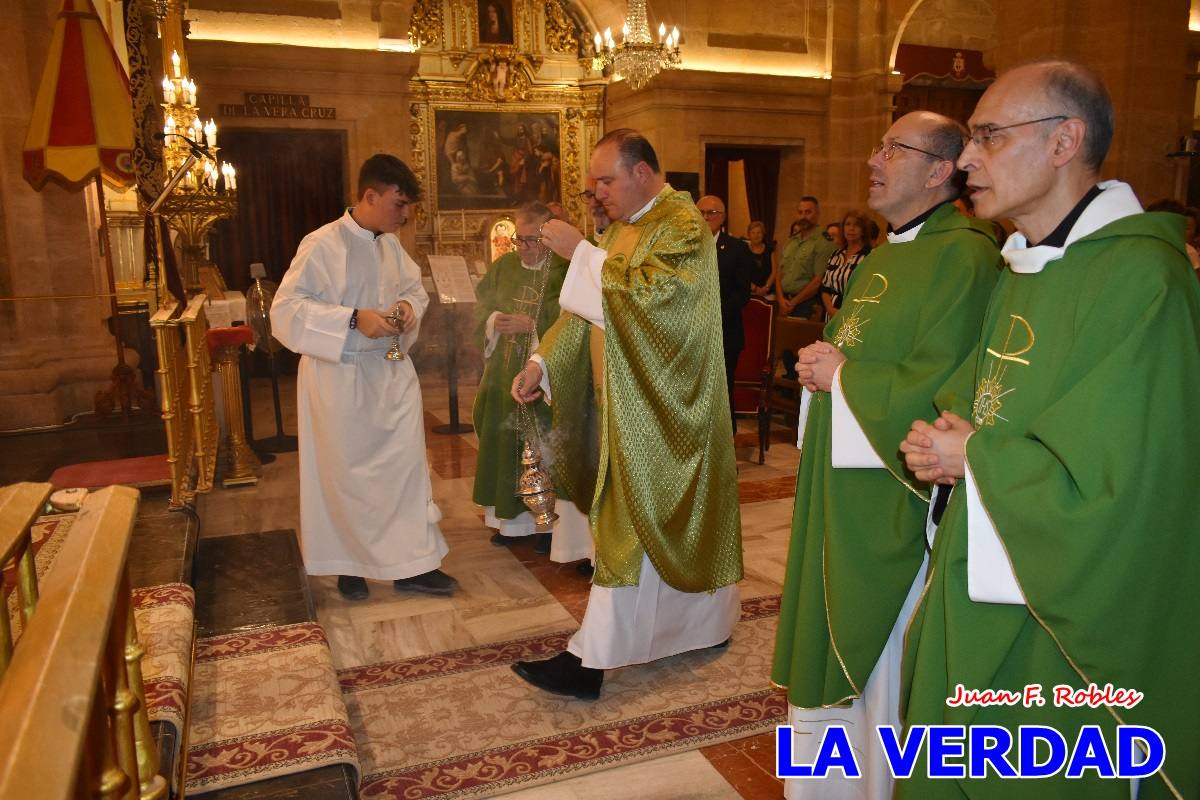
[[819, 210, 872, 320], [745, 220, 777, 300]]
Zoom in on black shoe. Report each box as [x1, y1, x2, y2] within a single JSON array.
[[533, 532, 551, 554], [394, 569, 459, 596], [491, 532, 531, 547], [710, 637, 731, 650], [512, 651, 603, 700], [575, 561, 595, 577], [337, 575, 369, 601]]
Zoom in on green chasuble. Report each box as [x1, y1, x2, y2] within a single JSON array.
[[898, 209, 1200, 799], [471, 250, 567, 519], [771, 204, 1000, 708], [536, 186, 743, 591]]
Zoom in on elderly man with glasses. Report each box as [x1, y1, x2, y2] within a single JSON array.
[[772, 111, 1001, 799], [471, 201, 591, 563], [899, 60, 1200, 798]]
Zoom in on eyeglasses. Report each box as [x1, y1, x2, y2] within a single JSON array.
[[577, 190, 595, 201], [699, 208, 724, 217], [871, 140, 948, 161], [968, 115, 1068, 148], [512, 234, 544, 246]]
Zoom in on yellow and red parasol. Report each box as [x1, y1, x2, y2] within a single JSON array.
[[22, 0, 135, 191], [22, 0, 142, 412]]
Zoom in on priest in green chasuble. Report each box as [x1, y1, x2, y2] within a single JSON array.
[[901, 60, 1200, 799], [508, 128, 743, 700], [771, 111, 1001, 799], [471, 202, 592, 563]]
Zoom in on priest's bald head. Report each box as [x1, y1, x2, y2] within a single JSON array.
[[589, 128, 667, 223], [867, 111, 969, 230], [958, 59, 1113, 242]]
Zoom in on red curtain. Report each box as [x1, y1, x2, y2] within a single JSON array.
[[704, 146, 782, 245], [209, 129, 347, 291]]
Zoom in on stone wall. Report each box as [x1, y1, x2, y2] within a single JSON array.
[[0, 1, 122, 429]]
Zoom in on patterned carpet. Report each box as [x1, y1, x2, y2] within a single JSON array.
[[340, 595, 785, 799], [185, 622, 360, 795], [3, 512, 75, 639]]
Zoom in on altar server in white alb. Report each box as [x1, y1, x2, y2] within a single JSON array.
[[272, 154, 458, 601]]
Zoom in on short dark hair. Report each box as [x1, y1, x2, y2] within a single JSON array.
[[1029, 59, 1114, 171], [923, 116, 970, 195], [799, 195, 820, 208], [595, 128, 661, 174], [357, 154, 423, 202]]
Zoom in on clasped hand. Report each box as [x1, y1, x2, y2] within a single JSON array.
[[899, 411, 974, 485], [511, 360, 544, 404], [494, 313, 534, 334], [538, 219, 584, 260], [796, 342, 845, 393], [356, 301, 415, 338]]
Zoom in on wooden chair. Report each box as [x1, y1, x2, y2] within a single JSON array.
[[764, 316, 825, 450], [731, 297, 775, 464]]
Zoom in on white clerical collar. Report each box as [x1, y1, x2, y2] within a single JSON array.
[[343, 208, 382, 241], [886, 221, 926, 244], [1001, 180, 1142, 274], [628, 186, 668, 223]]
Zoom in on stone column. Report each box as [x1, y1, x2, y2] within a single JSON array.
[[0, 1, 123, 429]]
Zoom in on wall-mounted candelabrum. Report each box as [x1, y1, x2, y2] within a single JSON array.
[[157, 49, 237, 293]]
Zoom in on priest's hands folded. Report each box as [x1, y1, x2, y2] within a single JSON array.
[[796, 342, 845, 393], [900, 411, 974, 485], [511, 360, 544, 404], [539, 219, 584, 260], [495, 313, 535, 334]]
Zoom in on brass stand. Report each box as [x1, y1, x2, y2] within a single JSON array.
[[211, 339, 260, 487]]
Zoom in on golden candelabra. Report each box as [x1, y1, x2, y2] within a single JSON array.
[[156, 49, 238, 293]]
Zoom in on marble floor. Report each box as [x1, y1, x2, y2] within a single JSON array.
[[198, 372, 801, 799]]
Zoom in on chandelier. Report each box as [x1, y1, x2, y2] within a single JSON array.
[[591, 0, 681, 91], [157, 49, 238, 292]]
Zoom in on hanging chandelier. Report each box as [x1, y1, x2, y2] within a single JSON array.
[[591, 0, 681, 91]]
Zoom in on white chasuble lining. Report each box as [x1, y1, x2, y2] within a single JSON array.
[[829, 365, 886, 469]]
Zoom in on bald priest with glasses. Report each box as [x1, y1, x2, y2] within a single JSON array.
[[772, 111, 1001, 799]]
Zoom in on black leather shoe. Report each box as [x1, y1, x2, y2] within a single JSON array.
[[533, 532, 551, 554], [512, 651, 603, 700], [337, 575, 369, 601], [394, 569, 459, 596], [575, 561, 595, 577]]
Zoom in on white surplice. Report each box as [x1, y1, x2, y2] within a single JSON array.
[[271, 211, 448, 580], [535, 200, 740, 669]]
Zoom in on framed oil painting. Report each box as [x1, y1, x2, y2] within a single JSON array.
[[435, 109, 562, 211], [477, 0, 514, 45]]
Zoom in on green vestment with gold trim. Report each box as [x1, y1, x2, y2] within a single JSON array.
[[471, 250, 567, 519], [536, 186, 743, 591], [771, 204, 1000, 708], [898, 212, 1200, 799]]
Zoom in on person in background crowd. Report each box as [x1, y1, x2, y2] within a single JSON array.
[[819, 209, 873, 319]]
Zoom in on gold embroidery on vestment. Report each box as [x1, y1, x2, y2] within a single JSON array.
[[974, 314, 1034, 428], [832, 273, 888, 350]]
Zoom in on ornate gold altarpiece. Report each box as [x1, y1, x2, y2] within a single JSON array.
[[406, 0, 606, 266]]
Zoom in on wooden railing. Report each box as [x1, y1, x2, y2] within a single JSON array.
[[0, 484, 166, 799], [151, 294, 218, 508]]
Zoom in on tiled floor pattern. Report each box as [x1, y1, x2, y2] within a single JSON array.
[[198, 373, 797, 799]]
